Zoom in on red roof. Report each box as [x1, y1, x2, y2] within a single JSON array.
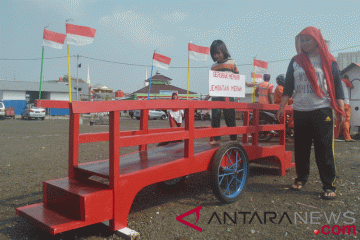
[[145, 72, 172, 82], [133, 84, 197, 95], [340, 62, 360, 75]]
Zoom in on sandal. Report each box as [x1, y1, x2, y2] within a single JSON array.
[[321, 189, 337, 200], [291, 181, 304, 191]]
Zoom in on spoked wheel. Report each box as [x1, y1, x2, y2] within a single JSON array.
[[156, 176, 186, 191], [211, 142, 249, 204]]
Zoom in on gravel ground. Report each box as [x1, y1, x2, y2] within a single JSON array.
[[0, 117, 359, 240]]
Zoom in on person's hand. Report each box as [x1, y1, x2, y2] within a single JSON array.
[[335, 113, 345, 126], [276, 109, 284, 122]]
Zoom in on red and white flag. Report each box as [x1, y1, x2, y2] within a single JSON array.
[[42, 29, 66, 49], [188, 43, 210, 61], [251, 72, 263, 82], [254, 59, 268, 74], [153, 53, 171, 70], [66, 23, 96, 46]]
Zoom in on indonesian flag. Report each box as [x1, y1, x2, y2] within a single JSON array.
[[42, 29, 66, 49], [66, 23, 96, 46], [188, 43, 210, 61], [153, 53, 171, 70], [251, 72, 263, 83], [254, 59, 268, 74]]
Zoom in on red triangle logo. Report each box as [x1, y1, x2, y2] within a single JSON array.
[[176, 205, 202, 232]]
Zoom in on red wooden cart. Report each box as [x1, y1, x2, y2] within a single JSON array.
[[16, 99, 293, 238]]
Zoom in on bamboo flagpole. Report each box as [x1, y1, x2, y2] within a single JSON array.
[[252, 57, 256, 103], [67, 45, 72, 102], [39, 46, 45, 100], [147, 51, 155, 100], [187, 49, 190, 100]]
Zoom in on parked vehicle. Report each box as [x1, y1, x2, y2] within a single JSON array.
[[0, 102, 5, 120], [133, 110, 167, 120], [195, 110, 211, 121], [21, 104, 46, 120], [249, 110, 294, 142]]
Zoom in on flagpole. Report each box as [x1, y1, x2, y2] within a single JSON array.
[[252, 57, 256, 103], [147, 50, 155, 100], [187, 43, 190, 100], [39, 46, 45, 101], [76, 54, 79, 101], [67, 45, 72, 102]]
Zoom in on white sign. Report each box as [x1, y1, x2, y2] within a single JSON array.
[[208, 70, 246, 98]]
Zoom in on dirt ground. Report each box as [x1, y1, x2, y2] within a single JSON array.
[[0, 116, 359, 240]]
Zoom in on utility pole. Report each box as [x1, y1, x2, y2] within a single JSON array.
[[76, 54, 79, 101]]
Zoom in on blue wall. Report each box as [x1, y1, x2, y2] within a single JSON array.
[[2, 100, 27, 115], [50, 108, 69, 115]]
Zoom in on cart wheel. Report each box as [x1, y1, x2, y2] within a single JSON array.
[[156, 176, 186, 191], [211, 142, 249, 204]]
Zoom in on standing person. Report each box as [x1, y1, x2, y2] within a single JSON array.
[[334, 75, 356, 142], [255, 74, 274, 104], [276, 26, 345, 200], [206, 40, 255, 145], [168, 92, 184, 128]]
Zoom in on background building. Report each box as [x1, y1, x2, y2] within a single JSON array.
[[0, 80, 76, 115], [129, 71, 199, 100], [340, 63, 360, 131], [336, 51, 360, 71]]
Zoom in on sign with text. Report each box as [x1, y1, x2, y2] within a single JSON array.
[[209, 70, 245, 98]]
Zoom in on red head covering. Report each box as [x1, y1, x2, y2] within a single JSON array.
[[171, 92, 179, 111], [342, 78, 353, 88], [294, 26, 345, 117], [171, 92, 179, 100]]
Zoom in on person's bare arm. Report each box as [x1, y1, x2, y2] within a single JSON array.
[[276, 95, 290, 121]]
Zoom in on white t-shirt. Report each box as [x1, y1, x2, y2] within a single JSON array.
[[292, 55, 332, 111], [167, 110, 184, 123]]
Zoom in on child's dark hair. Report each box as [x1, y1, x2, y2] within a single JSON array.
[[210, 40, 231, 62]]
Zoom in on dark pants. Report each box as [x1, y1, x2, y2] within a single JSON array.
[[293, 108, 336, 191], [211, 97, 237, 141]]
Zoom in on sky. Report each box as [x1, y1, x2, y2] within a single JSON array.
[[1, 0, 360, 95]]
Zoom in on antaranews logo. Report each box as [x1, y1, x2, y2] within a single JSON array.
[[176, 205, 203, 232], [176, 205, 357, 236]]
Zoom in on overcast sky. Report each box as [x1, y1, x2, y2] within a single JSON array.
[[1, 0, 360, 95]]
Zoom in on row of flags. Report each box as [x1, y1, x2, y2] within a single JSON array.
[[42, 23, 96, 48], [41, 23, 269, 102], [40, 23, 97, 102], [151, 43, 211, 70]]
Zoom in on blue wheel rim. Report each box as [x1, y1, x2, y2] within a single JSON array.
[[217, 147, 248, 199]]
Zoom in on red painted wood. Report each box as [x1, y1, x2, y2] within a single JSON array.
[[44, 178, 112, 221], [34, 99, 70, 109], [109, 111, 122, 231], [242, 111, 250, 144], [139, 109, 149, 151], [252, 109, 259, 146], [68, 107, 79, 179], [16, 203, 112, 235], [185, 108, 195, 159], [17, 99, 295, 235]]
